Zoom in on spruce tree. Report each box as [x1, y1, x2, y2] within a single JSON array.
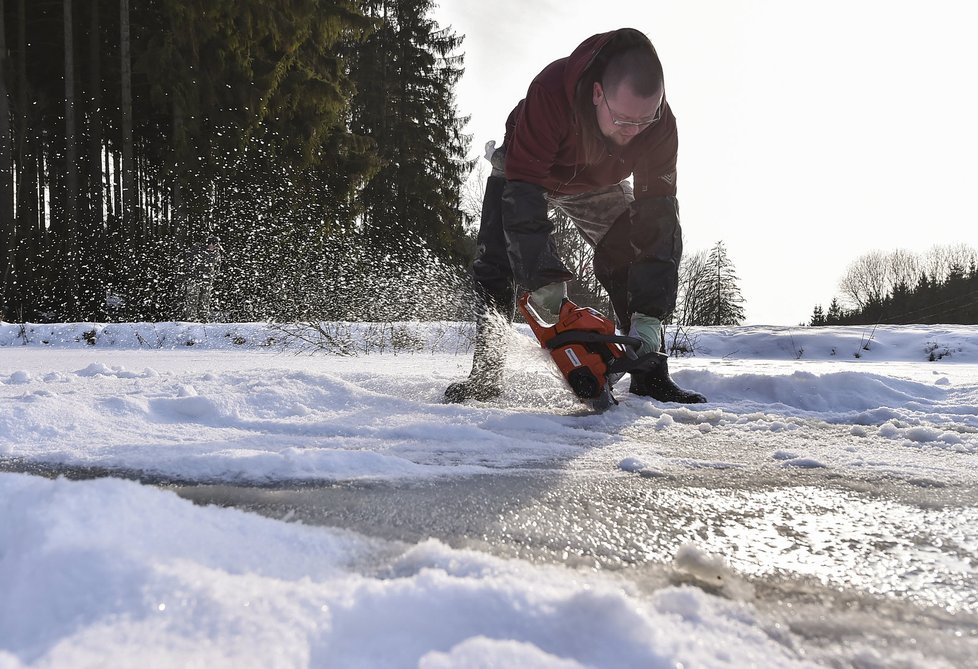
[[692, 241, 745, 326], [138, 0, 374, 233], [350, 0, 473, 261], [825, 298, 845, 325]]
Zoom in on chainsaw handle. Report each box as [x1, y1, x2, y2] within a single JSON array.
[[545, 330, 643, 351], [516, 292, 556, 345]]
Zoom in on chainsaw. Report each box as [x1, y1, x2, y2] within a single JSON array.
[[517, 293, 651, 411]]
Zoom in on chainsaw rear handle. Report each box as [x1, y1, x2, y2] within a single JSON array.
[[546, 330, 642, 351]]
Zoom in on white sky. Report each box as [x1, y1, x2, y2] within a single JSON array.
[[433, 0, 978, 325]]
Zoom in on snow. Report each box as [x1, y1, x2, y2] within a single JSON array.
[[1, 320, 977, 667]]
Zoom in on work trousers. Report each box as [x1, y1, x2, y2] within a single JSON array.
[[471, 145, 682, 332]]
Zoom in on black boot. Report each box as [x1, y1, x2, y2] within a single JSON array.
[[629, 354, 706, 404], [444, 285, 515, 403]]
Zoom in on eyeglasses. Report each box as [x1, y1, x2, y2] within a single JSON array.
[[602, 94, 663, 129]]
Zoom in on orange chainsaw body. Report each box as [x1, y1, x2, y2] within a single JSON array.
[[518, 293, 640, 403]]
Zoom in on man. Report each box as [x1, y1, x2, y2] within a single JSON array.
[[184, 234, 222, 322], [445, 28, 706, 404]]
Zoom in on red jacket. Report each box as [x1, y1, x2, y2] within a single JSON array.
[[503, 31, 678, 200]]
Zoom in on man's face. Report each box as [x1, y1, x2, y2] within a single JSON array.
[[593, 81, 664, 146]]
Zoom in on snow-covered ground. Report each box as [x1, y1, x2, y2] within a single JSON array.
[[1, 320, 976, 668]]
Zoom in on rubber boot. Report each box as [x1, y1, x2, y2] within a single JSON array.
[[444, 286, 515, 403], [629, 354, 706, 404]]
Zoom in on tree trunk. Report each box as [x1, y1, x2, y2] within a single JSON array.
[[88, 0, 102, 229], [1, 0, 14, 318], [14, 0, 35, 231], [113, 149, 121, 218], [120, 0, 136, 235], [9, 0, 40, 319], [37, 150, 45, 234], [62, 0, 80, 316], [0, 0, 11, 223], [62, 0, 77, 230], [103, 144, 114, 220], [171, 101, 186, 242]]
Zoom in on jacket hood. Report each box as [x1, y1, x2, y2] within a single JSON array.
[[562, 31, 617, 104]]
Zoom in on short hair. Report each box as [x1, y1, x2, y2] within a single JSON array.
[[573, 29, 666, 163], [602, 45, 664, 98]]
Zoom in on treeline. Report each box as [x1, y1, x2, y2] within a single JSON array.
[[811, 244, 978, 325], [0, 0, 473, 323]]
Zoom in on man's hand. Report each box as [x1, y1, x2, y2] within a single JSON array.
[[628, 312, 663, 357], [529, 282, 567, 316]]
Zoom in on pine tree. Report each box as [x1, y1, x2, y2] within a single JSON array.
[[688, 241, 745, 326], [137, 0, 374, 234], [350, 0, 473, 261], [825, 298, 844, 324]]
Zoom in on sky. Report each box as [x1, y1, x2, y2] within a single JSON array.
[[2, 320, 977, 665], [432, 1, 978, 325]]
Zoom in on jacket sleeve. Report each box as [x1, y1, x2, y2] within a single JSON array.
[[632, 104, 679, 199]]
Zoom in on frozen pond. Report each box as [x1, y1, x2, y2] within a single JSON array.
[[173, 463, 978, 666], [3, 322, 978, 667]]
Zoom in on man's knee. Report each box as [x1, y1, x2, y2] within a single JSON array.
[[593, 208, 634, 274]]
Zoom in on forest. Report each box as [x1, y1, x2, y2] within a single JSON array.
[[0, 0, 473, 323], [811, 245, 978, 326], [4, 2, 965, 329]]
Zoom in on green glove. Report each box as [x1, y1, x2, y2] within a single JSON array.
[[628, 312, 662, 357], [529, 282, 567, 315]]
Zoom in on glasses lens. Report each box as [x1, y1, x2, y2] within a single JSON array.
[[605, 96, 661, 128]]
